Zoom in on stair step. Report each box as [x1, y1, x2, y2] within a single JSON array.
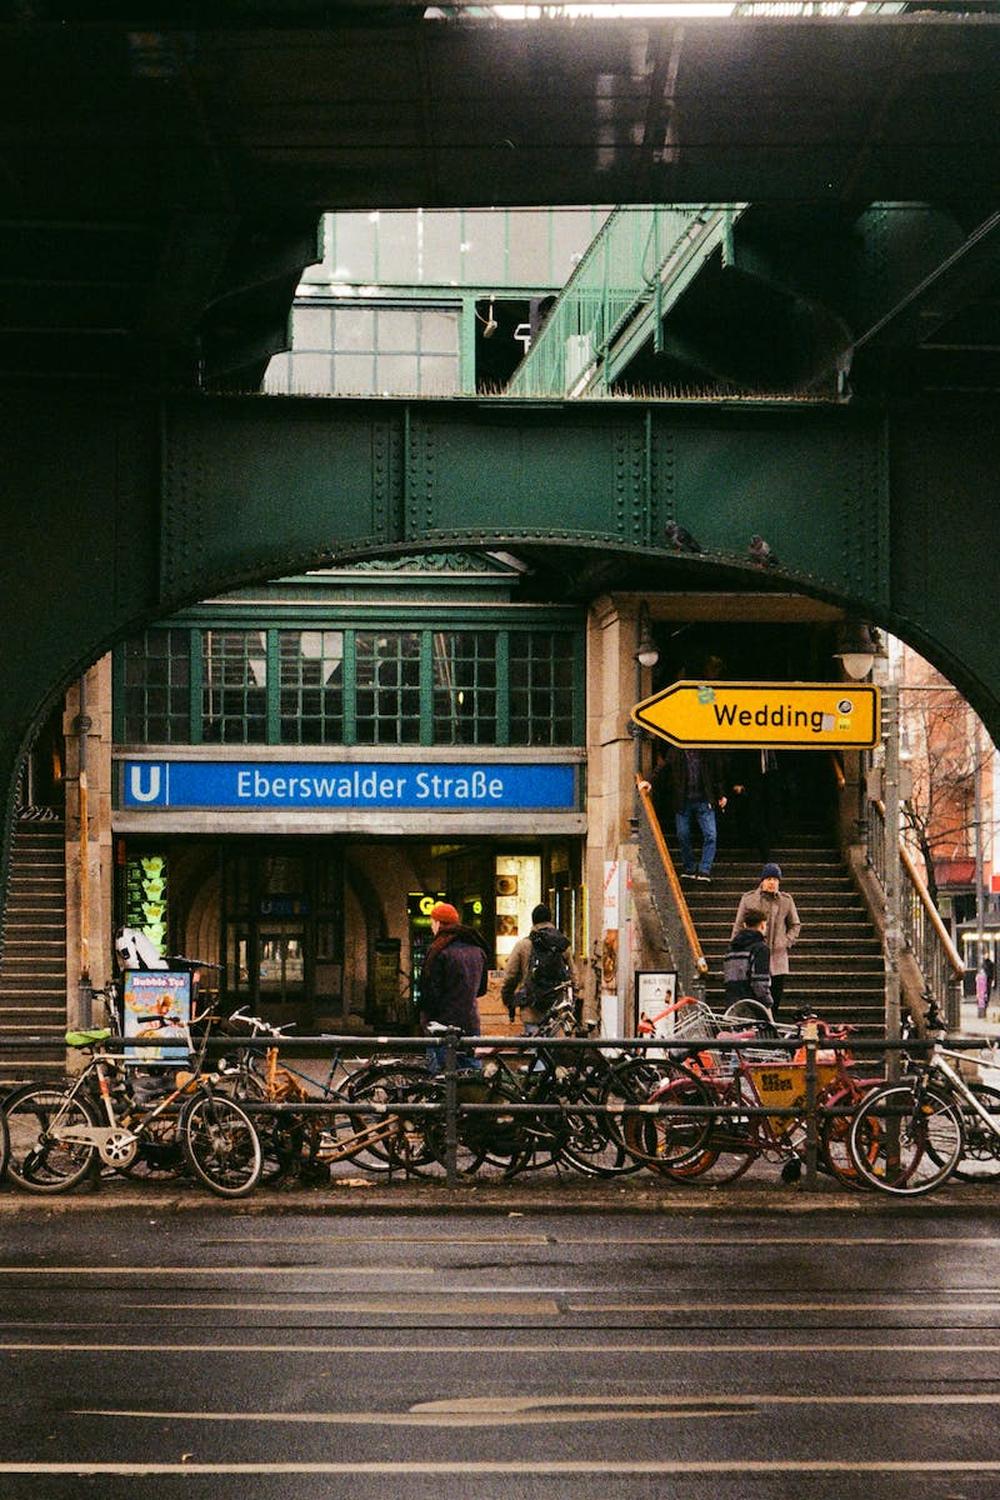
[[1, 827, 67, 1075]]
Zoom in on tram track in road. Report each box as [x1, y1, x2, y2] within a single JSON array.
[[2, 1210, 1000, 1497]]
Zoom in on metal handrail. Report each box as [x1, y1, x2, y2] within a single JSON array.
[[635, 773, 709, 995], [505, 204, 744, 398], [866, 796, 965, 1015]]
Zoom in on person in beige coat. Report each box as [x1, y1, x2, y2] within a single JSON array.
[[731, 862, 801, 1015]]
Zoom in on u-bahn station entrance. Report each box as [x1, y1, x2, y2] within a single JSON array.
[[3, 7, 999, 1073]]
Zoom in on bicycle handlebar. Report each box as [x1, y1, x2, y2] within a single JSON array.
[[227, 1005, 297, 1037]]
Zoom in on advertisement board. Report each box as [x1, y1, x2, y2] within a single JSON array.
[[122, 971, 192, 1063]]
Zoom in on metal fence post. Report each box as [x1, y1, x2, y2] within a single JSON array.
[[803, 1020, 818, 1192], [444, 1030, 459, 1188]]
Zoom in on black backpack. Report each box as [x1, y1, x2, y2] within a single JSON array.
[[522, 927, 572, 1010]]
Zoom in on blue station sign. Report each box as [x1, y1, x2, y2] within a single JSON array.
[[122, 760, 578, 812]]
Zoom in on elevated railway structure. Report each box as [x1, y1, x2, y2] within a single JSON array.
[[2, 1, 1000, 916]]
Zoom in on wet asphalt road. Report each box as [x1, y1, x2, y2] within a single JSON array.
[[1, 1208, 999, 1499]]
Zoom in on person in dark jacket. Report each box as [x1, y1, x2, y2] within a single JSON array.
[[723, 907, 774, 1013], [640, 745, 728, 882], [419, 901, 489, 1072]]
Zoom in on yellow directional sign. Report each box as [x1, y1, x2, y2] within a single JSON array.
[[632, 680, 880, 750]]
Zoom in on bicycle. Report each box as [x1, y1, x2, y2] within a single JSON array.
[[219, 1007, 442, 1181], [624, 1012, 873, 1187], [847, 1003, 1000, 1195], [3, 1004, 262, 1198], [465, 993, 677, 1179]]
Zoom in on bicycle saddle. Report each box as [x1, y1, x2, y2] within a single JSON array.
[[65, 1027, 111, 1047]]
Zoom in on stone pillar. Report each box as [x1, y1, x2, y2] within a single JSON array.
[[64, 656, 114, 1031], [585, 595, 655, 1035]]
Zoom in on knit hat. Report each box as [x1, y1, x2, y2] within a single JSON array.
[[429, 901, 460, 926], [760, 862, 783, 881]]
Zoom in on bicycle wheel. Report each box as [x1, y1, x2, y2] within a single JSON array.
[[181, 1091, 262, 1197], [411, 1071, 531, 1180], [951, 1081, 1000, 1183], [848, 1082, 964, 1196], [217, 1074, 305, 1186], [818, 1083, 878, 1190], [720, 1000, 774, 1027], [621, 1072, 716, 1173], [4, 1084, 98, 1193], [346, 1066, 437, 1174]]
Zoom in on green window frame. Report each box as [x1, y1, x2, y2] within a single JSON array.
[[509, 629, 577, 747], [115, 620, 584, 748], [201, 630, 268, 744], [278, 628, 345, 744], [432, 630, 498, 746], [118, 628, 191, 744]]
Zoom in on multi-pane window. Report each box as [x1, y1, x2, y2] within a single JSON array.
[[322, 209, 611, 288], [120, 629, 190, 743], [509, 631, 575, 746], [355, 631, 422, 744], [279, 629, 344, 744], [432, 631, 497, 745], [202, 630, 268, 743], [118, 623, 581, 747], [266, 306, 460, 397]]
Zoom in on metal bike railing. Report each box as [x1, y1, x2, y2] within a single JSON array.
[[3, 1026, 996, 1193]]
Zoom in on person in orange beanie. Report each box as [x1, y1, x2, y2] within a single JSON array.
[[420, 901, 490, 1072]]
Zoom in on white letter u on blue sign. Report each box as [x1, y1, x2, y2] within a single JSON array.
[[129, 764, 164, 804]]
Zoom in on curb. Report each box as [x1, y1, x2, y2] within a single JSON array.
[[1, 1180, 996, 1216]]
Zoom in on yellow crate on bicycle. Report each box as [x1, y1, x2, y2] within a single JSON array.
[[744, 1061, 842, 1137]]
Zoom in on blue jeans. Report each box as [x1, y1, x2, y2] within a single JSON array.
[[426, 1045, 481, 1075], [676, 799, 717, 875]]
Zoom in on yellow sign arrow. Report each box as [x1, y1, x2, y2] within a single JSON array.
[[632, 680, 880, 750]]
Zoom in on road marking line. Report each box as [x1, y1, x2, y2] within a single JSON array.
[[78, 1392, 1000, 1432], [115, 1298, 564, 1314], [77, 1405, 735, 1429], [199, 1234, 1000, 1248], [0, 1266, 432, 1276], [554, 1236, 1000, 1247], [6, 1339, 1000, 1354], [570, 1300, 1000, 1313], [3, 1461, 1000, 1475], [202, 1236, 552, 1246]]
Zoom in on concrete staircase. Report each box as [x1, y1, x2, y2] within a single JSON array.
[[0, 821, 67, 1084], [674, 827, 887, 1036]]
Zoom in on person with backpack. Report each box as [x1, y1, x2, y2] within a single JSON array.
[[500, 903, 574, 1031], [723, 905, 774, 1014]]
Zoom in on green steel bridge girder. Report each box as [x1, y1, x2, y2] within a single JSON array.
[[1, 389, 996, 895]]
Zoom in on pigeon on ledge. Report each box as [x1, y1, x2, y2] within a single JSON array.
[[664, 521, 703, 553], [748, 534, 780, 568]]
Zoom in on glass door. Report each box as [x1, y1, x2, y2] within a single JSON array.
[[258, 922, 306, 1003]]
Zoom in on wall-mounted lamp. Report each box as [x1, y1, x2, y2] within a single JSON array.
[[636, 603, 660, 669], [834, 618, 883, 681], [478, 297, 498, 339]]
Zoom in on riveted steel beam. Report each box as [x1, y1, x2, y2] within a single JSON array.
[[1, 388, 995, 908]]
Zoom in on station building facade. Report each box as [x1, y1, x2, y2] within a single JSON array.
[[11, 207, 876, 1056]]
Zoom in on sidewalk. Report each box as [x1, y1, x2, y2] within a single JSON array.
[[2, 1168, 999, 1216]]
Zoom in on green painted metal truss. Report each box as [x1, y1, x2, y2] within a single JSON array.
[[1, 388, 996, 895]]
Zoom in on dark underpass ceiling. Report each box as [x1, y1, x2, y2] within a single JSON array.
[[0, 6, 998, 390]]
